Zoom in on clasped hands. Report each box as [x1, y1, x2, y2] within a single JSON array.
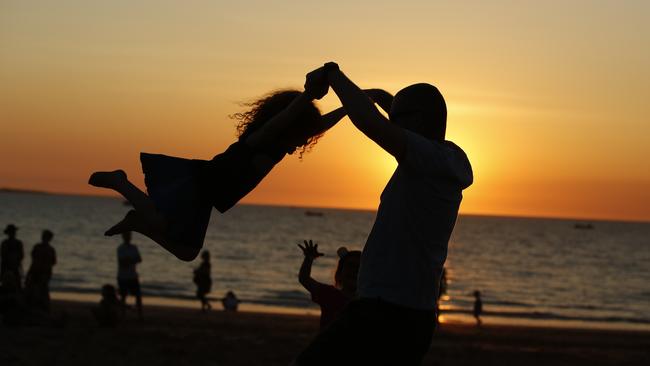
[[304, 62, 338, 100]]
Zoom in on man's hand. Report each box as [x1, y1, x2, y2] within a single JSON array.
[[297, 240, 324, 260], [304, 67, 329, 100]]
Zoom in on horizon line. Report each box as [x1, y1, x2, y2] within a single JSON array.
[[1, 187, 648, 225]]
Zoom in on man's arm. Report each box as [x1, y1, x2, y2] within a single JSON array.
[[318, 89, 394, 133], [324, 64, 406, 159], [365, 88, 394, 115]]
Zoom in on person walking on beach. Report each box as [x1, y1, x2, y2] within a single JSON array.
[[117, 231, 143, 319], [473, 290, 483, 327], [294, 63, 473, 366], [24, 229, 57, 312], [297, 240, 361, 330], [193, 250, 212, 312], [1, 224, 24, 290]]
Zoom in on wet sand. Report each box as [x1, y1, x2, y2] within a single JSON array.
[[1, 300, 648, 366]]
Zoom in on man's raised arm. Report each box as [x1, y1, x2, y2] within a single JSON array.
[[323, 63, 406, 159]]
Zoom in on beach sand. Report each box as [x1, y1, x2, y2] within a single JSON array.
[[1, 300, 648, 366]]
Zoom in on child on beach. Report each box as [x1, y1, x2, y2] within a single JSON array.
[[193, 250, 212, 312], [88, 69, 354, 261], [473, 290, 483, 327], [297, 240, 361, 329], [222, 290, 241, 312], [92, 284, 122, 327]]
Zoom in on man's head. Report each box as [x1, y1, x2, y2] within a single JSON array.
[[201, 250, 210, 261], [41, 229, 53, 244], [121, 231, 132, 244], [4, 224, 17, 238], [390, 83, 447, 141]]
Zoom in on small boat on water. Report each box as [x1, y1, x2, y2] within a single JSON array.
[[305, 211, 324, 217]]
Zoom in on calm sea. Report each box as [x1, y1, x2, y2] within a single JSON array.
[[1, 191, 649, 329]]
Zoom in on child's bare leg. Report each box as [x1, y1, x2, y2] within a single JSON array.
[[90, 170, 199, 261], [88, 170, 157, 216], [107, 210, 199, 261]]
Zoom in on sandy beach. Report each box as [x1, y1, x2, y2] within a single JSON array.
[[1, 299, 648, 366]]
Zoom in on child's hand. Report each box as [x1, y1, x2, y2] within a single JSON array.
[[298, 239, 324, 260], [304, 67, 329, 100]]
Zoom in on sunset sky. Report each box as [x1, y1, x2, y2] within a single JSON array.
[[1, 1, 649, 221]]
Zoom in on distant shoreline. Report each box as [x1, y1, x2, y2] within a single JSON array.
[[50, 291, 650, 332]]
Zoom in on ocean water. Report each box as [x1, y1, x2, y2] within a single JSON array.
[[1, 191, 649, 329]]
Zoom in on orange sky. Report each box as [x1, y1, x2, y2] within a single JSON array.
[[1, 1, 649, 222]]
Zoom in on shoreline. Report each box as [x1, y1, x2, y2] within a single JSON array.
[[2, 299, 648, 366], [51, 291, 650, 332]]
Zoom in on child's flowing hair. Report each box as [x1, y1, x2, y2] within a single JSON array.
[[231, 90, 325, 158]]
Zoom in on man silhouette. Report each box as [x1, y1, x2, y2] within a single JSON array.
[[1, 224, 24, 289], [294, 63, 473, 366], [117, 231, 143, 319]]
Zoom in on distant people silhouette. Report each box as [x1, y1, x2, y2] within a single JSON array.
[[24, 229, 57, 312], [0, 270, 25, 326], [87, 68, 385, 262], [222, 290, 241, 312], [92, 284, 122, 327], [193, 250, 212, 312], [117, 231, 143, 319], [1, 224, 24, 289], [294, 63, 473, 366], [473, 290, 483, 327], [297, 240, 360, 329]]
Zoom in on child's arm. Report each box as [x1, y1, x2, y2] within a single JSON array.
[[297, 240, 324, 293], [244, 68, 328, 149]]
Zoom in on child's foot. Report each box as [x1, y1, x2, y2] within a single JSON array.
[[88, 170, 127, 189], [105, 210, 138, 236]]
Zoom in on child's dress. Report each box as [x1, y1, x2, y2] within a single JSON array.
[[140, 140, 285, 249]]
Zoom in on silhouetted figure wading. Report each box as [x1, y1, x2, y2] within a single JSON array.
[[117, 231, 143, 319], [194, 250, 212, 312], [473, 290, 483, 327]]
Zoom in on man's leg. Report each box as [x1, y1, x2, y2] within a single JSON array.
[[295, 299, 434, 366], [133, 279, 143, 320]]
